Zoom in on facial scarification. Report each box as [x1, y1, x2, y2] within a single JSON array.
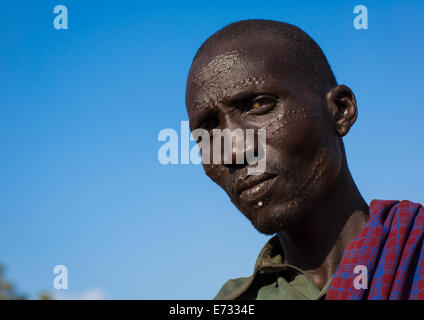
[[184, 23, 374, 298], [186, 31, 344, 235], [239, 125, 339, 235], [264, 107, 322, 136], [191, 49, 267, 110], [192, 76, 266, 114], [192, 50, 241, 90]]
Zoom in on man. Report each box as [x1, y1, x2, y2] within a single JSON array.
[[185, 20, 424, 300]]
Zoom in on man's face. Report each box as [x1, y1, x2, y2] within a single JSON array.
[[186, 35, 343, 234]]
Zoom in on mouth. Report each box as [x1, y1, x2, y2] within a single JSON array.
[[236, 173, 277, 202]]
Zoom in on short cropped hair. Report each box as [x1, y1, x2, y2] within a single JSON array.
[[193, 19, 337, 95]]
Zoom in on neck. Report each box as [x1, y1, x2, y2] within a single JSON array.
[[277, 161, 369, 289]]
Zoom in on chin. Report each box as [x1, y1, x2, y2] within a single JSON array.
[[244, 196, 313, 235]]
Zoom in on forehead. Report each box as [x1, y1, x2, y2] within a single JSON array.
[[186, 36, 297, 112]]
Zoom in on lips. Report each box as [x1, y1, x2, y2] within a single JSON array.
[[236, 173, 277, 202]]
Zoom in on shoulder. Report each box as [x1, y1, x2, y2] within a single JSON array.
[[213, 276, 252, 300]]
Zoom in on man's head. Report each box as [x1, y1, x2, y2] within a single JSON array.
[[185, 20, 358, 235]]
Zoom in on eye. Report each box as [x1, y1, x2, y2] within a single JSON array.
[[242, 95, 276, 115], [202, 119, 218, 132], [196, 118, 219, 142]]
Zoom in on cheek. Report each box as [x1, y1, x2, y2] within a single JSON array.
[[265, 107, 343, 196], [267, 109, 327, 163], [304, 135, 342, 204]]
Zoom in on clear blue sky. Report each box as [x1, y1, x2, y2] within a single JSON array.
[[0, 0, 423, 299]]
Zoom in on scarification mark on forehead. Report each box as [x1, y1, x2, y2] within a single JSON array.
[[225, 76, 264, 91], [192, 76, 265, 110], [193, 49, 241, 89]]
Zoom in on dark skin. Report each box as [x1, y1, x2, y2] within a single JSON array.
[[186, 33, 369, 289]]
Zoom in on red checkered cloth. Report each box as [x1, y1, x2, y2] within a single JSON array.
[[326, 199, 424, 300]]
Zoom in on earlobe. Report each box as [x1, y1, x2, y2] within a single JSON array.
[[326, 85, 358, 137]]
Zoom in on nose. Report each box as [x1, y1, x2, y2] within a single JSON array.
[[219, 117, 258, 170]]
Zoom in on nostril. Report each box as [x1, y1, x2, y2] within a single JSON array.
[[223, 147, 247, 169]]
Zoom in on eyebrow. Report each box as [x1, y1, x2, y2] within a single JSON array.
[[189, 91, 259, 130], [190, 115, 215, 134], [192, 76, 266, 106], [190, 88, 252, 121], [221, 88, 258, 106], [190, 99, 216, 115], [221, 76, 265, 96], [189, 74, 279, 126]]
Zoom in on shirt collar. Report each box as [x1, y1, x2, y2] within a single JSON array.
[[223, 235, 332, 300]]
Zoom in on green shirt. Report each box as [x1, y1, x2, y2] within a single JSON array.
[[214, 236, 332, 300]]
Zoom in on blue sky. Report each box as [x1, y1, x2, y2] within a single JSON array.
[[0, 0, 423, 299]]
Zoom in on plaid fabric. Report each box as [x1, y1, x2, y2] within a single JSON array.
[[326, 199, 424, 300]]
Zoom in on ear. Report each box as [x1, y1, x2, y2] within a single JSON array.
[[326, 85, 358, 137]]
